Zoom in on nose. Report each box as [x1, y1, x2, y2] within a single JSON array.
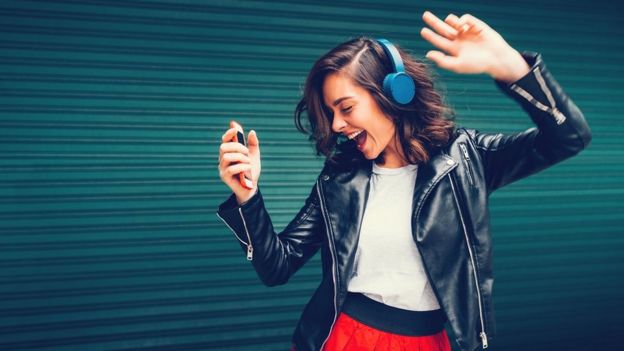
[[331, 114, 347, 133]]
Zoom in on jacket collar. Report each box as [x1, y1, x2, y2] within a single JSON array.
[[320, 152, 458, 220], [412, 153, 458, 217]]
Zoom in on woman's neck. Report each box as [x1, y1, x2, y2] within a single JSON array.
[[376, 137, 409, 168]]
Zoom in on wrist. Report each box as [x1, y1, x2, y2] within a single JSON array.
[[488, 49, 531, 83], [236, 188, 258, 206]]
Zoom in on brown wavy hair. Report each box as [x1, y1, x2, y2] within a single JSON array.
[[294, 37, 455, 167]]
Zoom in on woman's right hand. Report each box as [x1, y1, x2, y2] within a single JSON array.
[[218, 124, 261, 205], [420, 11, 530, 83]]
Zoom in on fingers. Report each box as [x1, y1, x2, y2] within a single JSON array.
[[425, 50, 461, 72], [421, 11, 487, 61], [423, 11, 484, 39], [219, 141, 249, 158], [247, 130, 260, 156], [247, 130, 258, 146], [221, 127, 237, 143], [218, 144, 252, 185], [422, 11, 458, 39], [420, 27, 454, 54], [444, 13, 462, 31], [218, 140, 250, 176], [220, 163, 252, 180], [218, 124, 260, 199], [456, 14, 486, 35], [221, 128, 260, 155], [220, 152, 251, 166]]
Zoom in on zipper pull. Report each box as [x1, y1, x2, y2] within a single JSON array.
[[551, 107, 567, 125], [480, 331, 488, 349], [246, 245, 253, 261], [460, 143, 470, 160]]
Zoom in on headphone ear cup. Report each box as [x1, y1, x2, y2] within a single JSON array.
[[383, 72, 415, 105], [376, 38, 415, 105], [382, 73, 396, 101]]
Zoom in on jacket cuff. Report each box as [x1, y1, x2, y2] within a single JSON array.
[[216, 189, 263, 247], [494, 51, 567, 126], [494, 51, 540, 87]]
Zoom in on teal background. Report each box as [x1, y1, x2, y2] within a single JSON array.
[[1, 1, 622, 350]]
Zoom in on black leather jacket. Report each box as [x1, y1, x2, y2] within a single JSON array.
[[217, 52, 591, 351]]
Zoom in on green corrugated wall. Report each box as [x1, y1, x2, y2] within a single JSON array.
[[1, 0, 622, 350]]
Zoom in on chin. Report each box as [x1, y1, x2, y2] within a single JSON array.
[[362, 153, 383, 162], [372, 150, 384, 163]]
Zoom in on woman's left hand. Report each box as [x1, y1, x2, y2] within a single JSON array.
[[420, 11, 530, 83]]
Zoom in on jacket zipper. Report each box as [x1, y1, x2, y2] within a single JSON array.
[[459, 143, 475, 187], [216, 211, 253, 261], [316, 180, 339, 351], [449, 175, 488, 349], [509, 67, 566, 125], [238, 208, 254, 260]]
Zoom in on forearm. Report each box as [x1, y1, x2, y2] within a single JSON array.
[[217, 187, 323, 286], [475, 52, 592, 191], [495, 52, 592, 159]]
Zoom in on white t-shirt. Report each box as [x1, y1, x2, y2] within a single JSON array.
[[346, 162, 441, 311]]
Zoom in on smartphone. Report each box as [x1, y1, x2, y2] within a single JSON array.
[[230, 121, 254, 189]]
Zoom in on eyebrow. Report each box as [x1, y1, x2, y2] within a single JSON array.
[[331, 96, 354, 107]]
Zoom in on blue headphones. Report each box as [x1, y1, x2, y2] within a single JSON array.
[[376, 38, 416, 105]]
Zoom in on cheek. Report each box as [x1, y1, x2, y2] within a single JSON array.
[[371, 118, 395, 144], [357, 100, 395, 148]]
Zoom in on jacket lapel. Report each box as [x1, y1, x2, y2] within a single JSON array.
[[411, 153, 458, 236], [319, 161, 372, 289]]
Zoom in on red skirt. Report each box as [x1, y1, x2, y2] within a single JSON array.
[[321, 312, 452, 351]]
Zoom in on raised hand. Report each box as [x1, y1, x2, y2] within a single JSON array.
[[218, 123, 261, 204], [420, 11, 530, 82]]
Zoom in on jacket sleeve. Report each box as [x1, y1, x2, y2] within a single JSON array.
[[216, 183, 324, 287], [470, 52, 592, 193]]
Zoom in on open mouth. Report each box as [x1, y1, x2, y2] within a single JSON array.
[[347, 130, 363, 139], [354, 130, 367, 150], [346, 130, 367, 151]]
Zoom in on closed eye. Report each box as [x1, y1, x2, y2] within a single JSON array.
[[341, 106, 353, 114]]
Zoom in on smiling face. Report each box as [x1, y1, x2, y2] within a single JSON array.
[[322, 71, 406, 167], [295, 38, 454, 168]]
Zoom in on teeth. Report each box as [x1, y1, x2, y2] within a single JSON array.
[[347, 130, 364, 140]]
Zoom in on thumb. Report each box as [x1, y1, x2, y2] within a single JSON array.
[[426, 50, 460, 72], [248, 130, 260, 154]]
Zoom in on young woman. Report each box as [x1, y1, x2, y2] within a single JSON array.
[[216, 11, 591, 351]]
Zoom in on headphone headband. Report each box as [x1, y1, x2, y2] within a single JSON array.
[[376, 38, 405, 73], [375, 38, 415, 105]]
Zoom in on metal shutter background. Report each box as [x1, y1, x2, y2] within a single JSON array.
[[1, 0, 622, 350]]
